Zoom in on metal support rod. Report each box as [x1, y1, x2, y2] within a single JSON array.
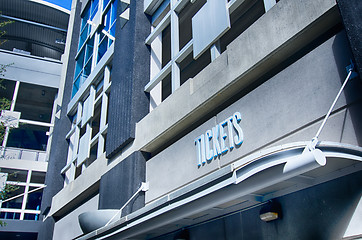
[[105, 182, 148, 227], [308, 67, 354, 150], [19, 119, 54, 128], [10, 81, 20, 112], [0, 185, 46, 204], [1, 127, 10, 157], [314, 69, 353, 140]]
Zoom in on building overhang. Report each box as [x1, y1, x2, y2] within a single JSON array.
[[75, 141, 362, 240]]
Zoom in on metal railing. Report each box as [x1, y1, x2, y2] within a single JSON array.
[[1, 147, 47, 162]]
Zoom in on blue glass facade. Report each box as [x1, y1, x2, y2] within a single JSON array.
[[72, 0, 117, 97]]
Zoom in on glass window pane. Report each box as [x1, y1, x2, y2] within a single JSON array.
[[79, 25, 90, 50], [75, 48, 85, 78], [30, 171, 45, 184], [103, 0, 111, 10], [72, 76, 81, 97], [0, 212, 20, 220], [111, 0, 118, 24], [91, 103, 101, 139], [97, 36, 108, 62], [104, 10, 111, 31], [7, 127, 48, 151], [1, 169, 28, 182], [81, 4, 91, 29], [85, 38, 94, 63], [1, 186, 25, 209], [24, 213, 38, 221], [84, 58, 93, 77], [86, 143, 98, 167], [26, 187, 43, 210], [96, 79, 104, 93], [91, 0, 99, 20], [110, 22, 116, 37]]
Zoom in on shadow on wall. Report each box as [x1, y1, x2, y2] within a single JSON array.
[[332, 30, 362, 147]]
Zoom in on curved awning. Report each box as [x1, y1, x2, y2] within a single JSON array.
[[76, 141, 362, 240]]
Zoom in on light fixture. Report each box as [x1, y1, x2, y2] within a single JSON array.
[[259, 200, 282, 222], [284, 61, 357, 174]]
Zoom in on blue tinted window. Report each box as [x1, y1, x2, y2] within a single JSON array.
[[103, 0, 111, 10], [91, 0, 99, 20], [75, 48, 85, 78], [98, 33, 107, 62], [73, 0, 99, 97], [97, 0, 117, 62]]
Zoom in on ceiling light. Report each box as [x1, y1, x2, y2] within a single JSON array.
[[259, 200, 282, 222]]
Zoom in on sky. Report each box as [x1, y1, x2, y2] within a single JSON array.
[[43, 0, 72, 10]]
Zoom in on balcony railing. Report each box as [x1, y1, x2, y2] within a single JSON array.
[[1, 147, 47, 162]]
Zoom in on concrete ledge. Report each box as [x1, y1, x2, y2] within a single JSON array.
[[135, 0, 339, 153], [0, 159, 47, 172], [0, 50, 62, 88], [48, 154, 107, 218]]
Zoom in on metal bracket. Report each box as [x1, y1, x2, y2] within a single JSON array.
[[104, 182, 149, 227], [345, 59, 358, 79]]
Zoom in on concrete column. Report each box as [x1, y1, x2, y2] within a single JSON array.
[[150, 32, 162, 111], [170, 0, 180, 92], [106, 0, 150, 158]]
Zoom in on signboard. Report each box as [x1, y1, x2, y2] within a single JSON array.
[[0, 110, 21, 128], [195, 112, 244, 166]]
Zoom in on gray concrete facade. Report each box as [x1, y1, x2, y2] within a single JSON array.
[[41, 0, 362, 239], [53, 194, 99, 240], [145, 30, 362, 203], [135, 0, 340, 154]]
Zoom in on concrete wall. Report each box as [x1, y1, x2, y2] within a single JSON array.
[[135, 0, 340, 154], [98, 151, 146, 216], [47, 0, 347, 217], [0, 50, 61, 88], [0, 219, 42, 232], [145, 31, 362, 203], [44, 0, 362, 233], [53, 194, 99, 240]]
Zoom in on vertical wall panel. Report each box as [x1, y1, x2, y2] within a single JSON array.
[[106, 1, 151, 159], [98, 151, 146, 216]]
